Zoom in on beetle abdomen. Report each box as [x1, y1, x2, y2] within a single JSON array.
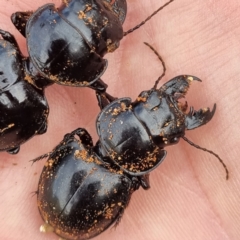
[[37, 138, 132, 240]]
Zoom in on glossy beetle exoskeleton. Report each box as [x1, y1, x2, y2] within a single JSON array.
[[35, 69, 227, 239], [11, 0, 127, 90], [37, 128, 136, 240], [10, 0, 174, 93], [96, 76, 216, 175], [0, 0, 175, 154], [0, 0, 127, 153], [0, 30, 49, 154]]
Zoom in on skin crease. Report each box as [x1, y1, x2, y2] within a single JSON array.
[[0, 0, 240, 239]]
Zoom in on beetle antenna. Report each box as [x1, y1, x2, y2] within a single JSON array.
[[143, 42, 166, 89], [182, 136, 229, 180], [123, 0, 174, 37]]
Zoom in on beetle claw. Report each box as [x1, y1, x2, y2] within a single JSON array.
[[185, 104, 216, 130]]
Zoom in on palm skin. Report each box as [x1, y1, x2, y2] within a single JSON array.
[[0, 0, 240, 240]]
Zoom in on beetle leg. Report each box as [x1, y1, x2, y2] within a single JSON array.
[[7, 146, 20, 154], [96, 91, 117, 109], [0, 29, 19, 46], [69, 128, 94, 147], [56, 128, 93, 150], [96, 92, 109, 110], [139, 174, 151, 190], [89, 78, 108, 92], [31, 153, 51, 163], [11, 11, 33, 37], [130, 177, 141, 191], [112, 204, 126, 228], [121, 171, 151, 191], [30, 190, 38, 197], [55, 128, 93, 150], [91, 78, 117, 109], [37, 122, 48, 135], [31, 128, 93, 163]]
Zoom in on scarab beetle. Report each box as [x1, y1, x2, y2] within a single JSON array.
[[0, 0, 174, 154], [33, 44, 228, 240], [0, 30, 49, 154]]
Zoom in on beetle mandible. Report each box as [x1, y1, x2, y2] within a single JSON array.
[[33, 43, 229, 240]]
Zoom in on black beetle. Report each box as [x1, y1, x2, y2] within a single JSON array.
[[0, 0, 174, 154], [10, 0, 174, 93], [0, 29, 49, 154], [0, 0, 173, 154], [33, 43, 228, 240], [11, 0, 127, 91]]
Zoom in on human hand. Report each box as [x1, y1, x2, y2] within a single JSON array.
[[0, 0, 239, 240]]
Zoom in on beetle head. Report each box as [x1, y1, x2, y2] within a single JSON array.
[[134, 75, 216, 149]]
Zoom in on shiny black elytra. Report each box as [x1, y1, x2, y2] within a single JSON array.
[[0, 0, 128, 154], [11, 0, 127, 90], [0, 0, 174, 154], [0, 30, 49, 154], [33, 44, 229, 240], [10, 0, 174, 91]]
